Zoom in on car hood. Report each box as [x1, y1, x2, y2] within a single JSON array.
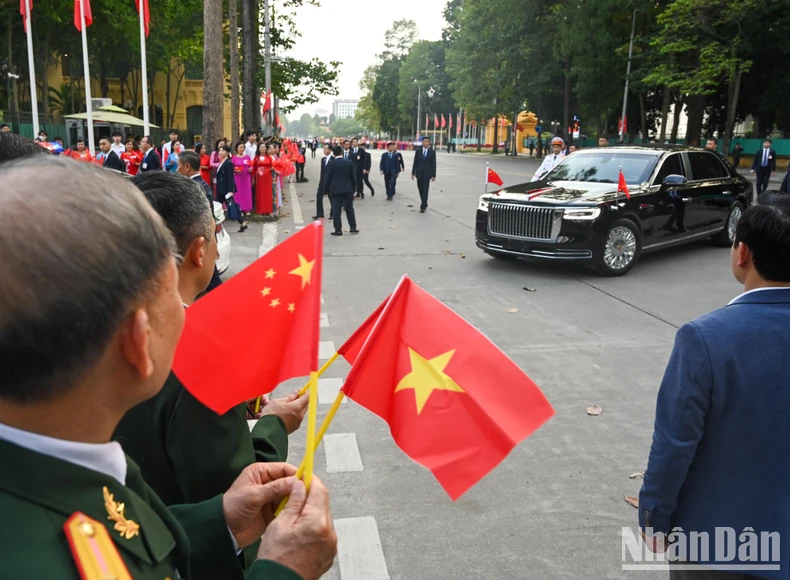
[[484, 180, 642, 206]]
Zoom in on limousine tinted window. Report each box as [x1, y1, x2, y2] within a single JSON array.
[[688, 151, 729, 180]]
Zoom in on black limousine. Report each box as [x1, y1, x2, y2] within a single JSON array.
[[475, 145, 752, 275]]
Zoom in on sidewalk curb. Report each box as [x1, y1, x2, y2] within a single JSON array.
[[258, 222, 278, 258]]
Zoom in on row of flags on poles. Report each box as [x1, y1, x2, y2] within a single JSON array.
[[21, 0, 150, 35], [172, 221, 554, 500]]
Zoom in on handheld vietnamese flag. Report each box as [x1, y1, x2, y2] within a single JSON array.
[[618, 168, 630, 199], [340, 276, 554, 500], [74, 0, 92, 30], [173, 222, 323, 414], [135, 0, 150, 37], [487, 166, 504, 187]]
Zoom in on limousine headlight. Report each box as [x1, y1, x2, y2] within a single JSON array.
[[478, 197, 490, 211], [563, 208, 601, 220]]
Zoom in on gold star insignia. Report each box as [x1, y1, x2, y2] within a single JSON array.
[[395, 347, 465, 414], [270, 298, 281, 308], [288, 303, 296, 313], [289, 254, 315, 290], [265, 268, 276, 279], [260, 287, 272, 297]]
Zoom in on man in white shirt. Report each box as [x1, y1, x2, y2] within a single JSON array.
[[244, 131, 259, 159], [162, 129, 179, 164], [532, 136, 566, 181], [110, 131, 126, 158], [0, 156, 337, 580]]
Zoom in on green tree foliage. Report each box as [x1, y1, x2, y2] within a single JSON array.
[[330, 117, 366, 137], [398, 41, 454, 131], [356, 65, 382, 132]]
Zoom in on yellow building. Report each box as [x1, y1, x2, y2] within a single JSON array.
[[484, 112, 540, 153], [45, 58, 237, 144]]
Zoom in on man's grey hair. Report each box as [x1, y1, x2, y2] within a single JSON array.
[[0, 157, 176, 403], [131, 171, 214, 256]]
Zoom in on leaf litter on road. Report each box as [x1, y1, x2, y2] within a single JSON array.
[[629, 472, 644, 480], [624, 496, 639, 508], [586, 404, 603, 416], [523, 287, 537, 292], [507, 308, 519, 313]]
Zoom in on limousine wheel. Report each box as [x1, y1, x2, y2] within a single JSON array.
[[486, 250, 517, 261], [711, 202, 744, 247], [596, 219, 642, 277]]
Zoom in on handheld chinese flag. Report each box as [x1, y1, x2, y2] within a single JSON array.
[[618, 169, 630, 199], [74, 0, 92, 30], [173, 222, 323, 414], [135, 0, 150, 37], [341, 276, 554, 500], [487, 167, 504, 187]]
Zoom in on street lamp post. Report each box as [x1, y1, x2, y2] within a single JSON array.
[[619, 8, 637, 143], [413, 80, 422, 141], [264, 0, 272, 133]]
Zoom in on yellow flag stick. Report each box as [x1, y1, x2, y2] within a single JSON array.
[[302, 371, 319, 490], [275, 391, 345, 515], [254, 351, 340, 413]]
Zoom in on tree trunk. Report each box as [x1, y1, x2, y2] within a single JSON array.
[[563, 60, 571, 145], [203, 0, 224, 149], [6, 13, 19, 121], [170, 71, 185, 128], [723, 68, 743, 160], [639, 92, 647, 142], [659, 86, 671, 142], [492, 118, 499, 154], [166, 63, 171, 129], [685, 94, 705, 146], [229, 0, 240, 142], [241, 0, 258, 132], [670, 95, 683, 143], [40, 32, 52, 117]]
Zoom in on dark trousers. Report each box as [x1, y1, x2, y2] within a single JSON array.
[[362, 172, 374, 194], [415, 171, 431, 209], [315, 188, 327, 218], [355, 170, 365, 195], [311, 149, 316, 158], [330, 192, 356, 233], [296, 163, 305, 182], [755, 167, 771, 193], [384, 172, 398, 198], [670, 565, 762, 580]]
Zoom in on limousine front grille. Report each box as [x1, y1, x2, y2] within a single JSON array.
[[488, 203, 558, 240]]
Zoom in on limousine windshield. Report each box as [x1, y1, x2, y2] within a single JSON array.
[[548, 152, 659, 185]]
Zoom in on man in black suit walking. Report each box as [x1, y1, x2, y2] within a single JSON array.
[[98, 137, 125, 172], [313, 143, 333, 220], [379, 141, 404, 200], [751, 139, 776, 194], [412, 136, 437, 212], [359, 143, 375, 197], [349, 138, 366, 199], [139, 135, 161, 172], [323, 145, 358, 236]]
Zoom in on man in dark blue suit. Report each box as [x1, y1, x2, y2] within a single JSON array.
[[751, 139, 776, 194], [323, 145, 357, 236], [640, 192, 790, 579], [313, 143, 333, 220], [379, 141, 404, 201], [411, 136, 437, 212], [139, 135, 161, 172], [349, 138, 366, 199]]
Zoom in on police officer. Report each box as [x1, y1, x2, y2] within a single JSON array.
[[532, 137, 566, 181]]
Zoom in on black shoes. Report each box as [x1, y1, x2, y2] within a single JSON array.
[[420, 208, 426, 213], [386, 197, 393, 201], [350, 229, 360, 234], [331, 231, 342, 236], [370, 189, 375, 197], [238, 224, 249, 232]]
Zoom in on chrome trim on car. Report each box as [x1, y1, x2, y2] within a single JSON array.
[[487, 203, 564, 241], [476, 239, 593, 260], [642, 227, 722, 250]]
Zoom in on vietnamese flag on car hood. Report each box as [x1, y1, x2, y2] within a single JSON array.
[[173, 222, 323, 414], [340, 276, 554, 500]]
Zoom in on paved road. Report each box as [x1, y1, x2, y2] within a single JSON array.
[[226, 150, 742, 579]]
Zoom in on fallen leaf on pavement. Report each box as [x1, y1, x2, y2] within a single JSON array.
[[283, 230, 290, 234], [378, 247, 385, 250], [390, 225, 396, 229], [523, 287, 537, 292], [459, 253, 465, 258], [507, 308, 519, 313], [586, 404, 603, 416], [407, 205, 414, 208], [625, 496, 639, 508], [629, 472, 644, 480]]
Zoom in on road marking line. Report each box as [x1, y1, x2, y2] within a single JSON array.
[[335, 517, 390, 580], [320, 312, 330, 328], [295, 225, 304, 230], [289, 181, 304, 224], [318, 377, 345, 405], [324, 433, 363, 472], [257, 222, 278, 259], [319, 341, 335, 360]]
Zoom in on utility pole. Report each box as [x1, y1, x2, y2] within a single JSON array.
[[619, 8, 637, 143], [263, 0, 271, 134]]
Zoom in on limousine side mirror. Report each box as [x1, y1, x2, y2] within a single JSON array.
[[662, 174, 687, 187]]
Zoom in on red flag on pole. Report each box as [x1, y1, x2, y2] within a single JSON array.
[[425, 113, 428, 130], [448, 115, 452, 131], [340, 276, 554, 500], [486, 167, 504, 187], [441, 114, 446, 128], [19, 0, 32, 33], [74, 0, 92, 30], [172, 222, 324, 414], [434, 113, 439, 128], [135, 0, 150, 37], [262, 90, 272, 117], [618, 169, 631, 199]]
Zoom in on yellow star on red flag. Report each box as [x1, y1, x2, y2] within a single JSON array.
[[395, 347, 465, 414], [289, 254, 315, 290]]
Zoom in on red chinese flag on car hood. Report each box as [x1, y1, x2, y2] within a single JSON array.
[[618, 169, 630, 199], [487, 167, 504, 186], [74, 0, 92, 30], [172, 222, 323, 414], [340, 276, 555, 500]]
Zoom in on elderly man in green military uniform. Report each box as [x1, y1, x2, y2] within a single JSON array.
[[113, 170, 309, 567], [0, 157, 336, 580]]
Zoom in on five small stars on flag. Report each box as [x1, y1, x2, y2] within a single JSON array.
[[260, 255, 316, 314]]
